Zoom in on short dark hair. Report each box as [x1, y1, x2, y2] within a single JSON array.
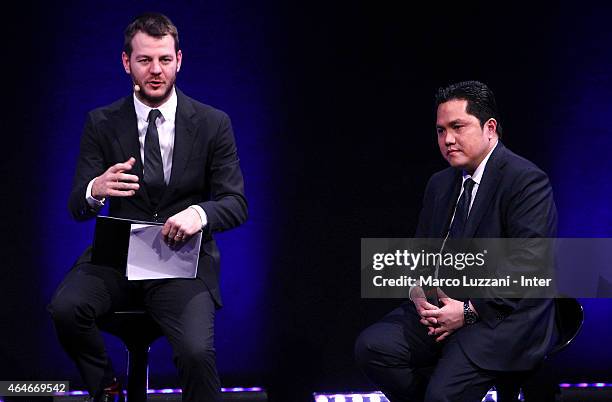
[[124, 12, 179, 56], [435, 81, 503, 137]]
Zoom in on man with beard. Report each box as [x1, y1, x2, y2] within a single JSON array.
[[48, 13, 247, 402]]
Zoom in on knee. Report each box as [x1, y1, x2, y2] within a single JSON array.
[[48, 293, 73, 325], [48, 293, 94, 327], [354, 326, 388, 371]]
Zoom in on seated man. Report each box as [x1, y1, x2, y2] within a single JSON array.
[[355, 81, 557, 402], [48, 13, 247, 402]]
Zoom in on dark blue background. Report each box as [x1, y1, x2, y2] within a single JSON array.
[[1, 2, 611, 401]]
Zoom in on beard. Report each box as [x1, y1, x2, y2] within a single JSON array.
[[134, 76, 176, 107]]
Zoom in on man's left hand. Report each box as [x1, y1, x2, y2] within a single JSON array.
[[161, 208, 202, 246], [420, 297, 464, 342]]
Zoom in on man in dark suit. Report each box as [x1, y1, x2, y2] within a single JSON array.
[[355, 81, 557, 402], [48, 13, 247, 402]]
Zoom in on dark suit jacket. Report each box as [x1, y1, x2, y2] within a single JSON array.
[[68, 89, 248, 307], [415, 142, 557, 371]]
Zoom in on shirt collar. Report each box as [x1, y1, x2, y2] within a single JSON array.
[[463, 140, 498, 185], [133, 86, 178, 123]]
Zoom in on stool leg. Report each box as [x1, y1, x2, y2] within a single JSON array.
[[126, 345, 150, 402]]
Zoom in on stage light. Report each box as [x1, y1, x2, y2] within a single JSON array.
[[368, 393, 382, 402]]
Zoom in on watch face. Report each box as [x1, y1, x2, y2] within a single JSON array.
[[466, 314, 477, 325]]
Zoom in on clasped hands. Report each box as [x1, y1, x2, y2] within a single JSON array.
[[411, 287, 465, 342], [91, 157, 202, 245]]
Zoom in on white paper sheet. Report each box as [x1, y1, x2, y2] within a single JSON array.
[[126, 224, 202, 280]]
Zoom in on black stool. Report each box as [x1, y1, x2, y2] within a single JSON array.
[[98, 310, 163, 402], [495, 298, 584, 402]]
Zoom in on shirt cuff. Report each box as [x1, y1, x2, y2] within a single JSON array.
[[86, 178, 105, 209], [189, 205, 208, 229]]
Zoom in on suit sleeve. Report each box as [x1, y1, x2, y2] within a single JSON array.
[[198, 113, 248, 234], [471, 167, 557, 328], [67, 112, 107, 221], [412, 176, 443, 294], [415, 176, 435, 238]]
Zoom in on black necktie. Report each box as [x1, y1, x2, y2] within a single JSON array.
[[431, 177, 476, 304], [144, 109, 165, 207], [448, 178, 475, 238]]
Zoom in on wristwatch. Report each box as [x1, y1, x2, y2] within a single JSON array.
[[463, 300, 478, 325]]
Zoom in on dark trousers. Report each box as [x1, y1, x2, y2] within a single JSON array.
[[355, 302, 504, 402], [48, 262, 220, 402]]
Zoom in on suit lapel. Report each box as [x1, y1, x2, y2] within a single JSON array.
[[463, 143, 506, 237], [435, 170, 462, 237], [111, 97, 152, 209], [157, 89, 198, 209]]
